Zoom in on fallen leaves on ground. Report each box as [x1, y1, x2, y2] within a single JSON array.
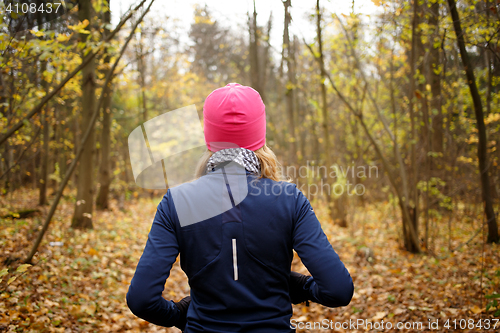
[[0, 189, 498, 332]]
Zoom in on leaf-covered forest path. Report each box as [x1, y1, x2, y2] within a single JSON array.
[[1, 190, 498, 332]]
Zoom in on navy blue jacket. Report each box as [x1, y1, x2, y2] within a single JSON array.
[[127, 169, 354, 332]]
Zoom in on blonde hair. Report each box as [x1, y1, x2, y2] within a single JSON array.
[[194, 144, 289, 182]]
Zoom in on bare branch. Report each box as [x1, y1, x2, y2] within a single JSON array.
[[0, 0, 149, 147], [25, 0, 156, 264]]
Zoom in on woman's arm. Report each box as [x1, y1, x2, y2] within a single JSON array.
[[126, 194, 184, 327], [292, 190, 354, 307]]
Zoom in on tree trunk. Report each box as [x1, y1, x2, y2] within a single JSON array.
[[260, 13, 272, 104], [406, 0, 420, 244], [137, 30, 148, 122], [316, 1, 346, 226], [429, 1, 443, 157], [96, 98, 112, 210], [282, 0, 297, 169], [39, 62, 49, 205], [447, 0, 499, 243], [427, 1, 442, 249], [39, 106, 50, 205], [316, 0, 332, 218], [249, 1, 262, 97], [52, 98, 63, 192], [96, 1, 113, 210], [72, 0, 96, 229]]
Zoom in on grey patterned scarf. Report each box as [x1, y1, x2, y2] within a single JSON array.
[[207, 148, 260, 175]]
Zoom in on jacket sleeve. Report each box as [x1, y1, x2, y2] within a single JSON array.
[[126, 193, 181, 327], [292, 189, 354, 307]]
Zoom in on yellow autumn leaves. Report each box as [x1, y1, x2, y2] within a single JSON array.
[[0, 263, 32, 286]]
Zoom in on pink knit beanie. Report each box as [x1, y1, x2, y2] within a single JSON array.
[[203, 83, 266, 152]]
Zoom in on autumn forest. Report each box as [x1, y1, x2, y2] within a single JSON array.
[[1, 0, 500, 332]]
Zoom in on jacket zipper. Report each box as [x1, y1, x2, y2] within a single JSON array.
[[232, 238, 238, 281]]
